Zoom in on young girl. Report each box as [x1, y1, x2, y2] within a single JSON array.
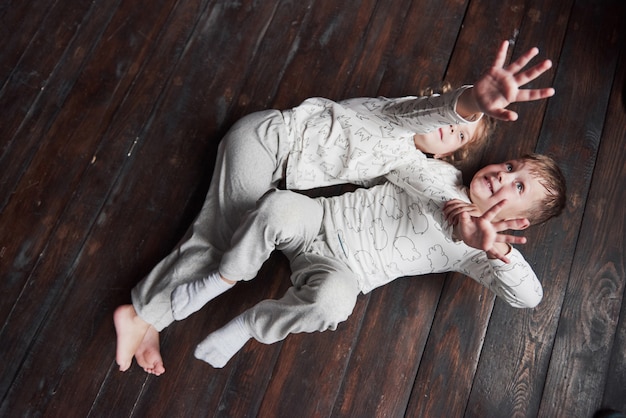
[[115, 40, 555, 375]]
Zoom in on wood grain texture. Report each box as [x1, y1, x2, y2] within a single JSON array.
[[1, 0, 624, 416]]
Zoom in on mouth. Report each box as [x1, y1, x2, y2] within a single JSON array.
[[438, 128, 443, 141], [484, 176, 494, 194]]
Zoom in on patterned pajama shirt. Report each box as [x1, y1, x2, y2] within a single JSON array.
[[215, 158, 542, 345], [131, 87, 483, 330]]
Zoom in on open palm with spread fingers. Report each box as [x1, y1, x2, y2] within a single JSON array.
[[463, 40, 556, 121], [444, 199, 530, 263]]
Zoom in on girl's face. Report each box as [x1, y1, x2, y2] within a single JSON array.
[[413, 122, 479, 157]]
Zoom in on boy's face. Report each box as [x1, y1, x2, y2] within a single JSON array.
[[469, 159, 547, 221], [413, 123, 479, 157]]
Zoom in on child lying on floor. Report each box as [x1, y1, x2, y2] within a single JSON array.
[[114, 41, 557, 374], [169, 152, 565, 367]]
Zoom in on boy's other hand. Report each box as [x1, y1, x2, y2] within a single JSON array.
[[445, 199, 530, 263]]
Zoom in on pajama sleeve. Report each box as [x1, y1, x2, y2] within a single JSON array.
[[378, 85, 482, 133], [456, 248, 544, 308]]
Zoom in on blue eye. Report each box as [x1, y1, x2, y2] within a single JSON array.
[[460, 132, 465, 142], [516, 182, 524, 192]]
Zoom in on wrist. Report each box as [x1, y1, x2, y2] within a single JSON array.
[[456, 86, 482, 118], [487, 242, 513, 259]]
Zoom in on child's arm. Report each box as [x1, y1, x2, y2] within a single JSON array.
[[444, 199, 530, 264], [374, 86, 480, 134], [458, 247, 544, 308], [375, 41, 553, 134], [456, 40, 555, 121], [445, 199, 543, 308]]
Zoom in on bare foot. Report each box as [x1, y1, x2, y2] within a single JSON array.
[[135, 326, 165, 376], [113, 304, 150, 372]]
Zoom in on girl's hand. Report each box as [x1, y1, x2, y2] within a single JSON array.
[[460, 40, 555, 121]]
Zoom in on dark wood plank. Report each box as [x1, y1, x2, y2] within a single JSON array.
[[0, 0, 127, 396], [219, 0, 316, 116], [538, 23, 626, 417], [0, 0, 118, 205], [602, 46, 626, 407], [466, 1, 625, 417], [317, 1, 471, 415], [254, 297, 369, 418], [0, 0, 58, 87], [0, 0, 188, 410], [0, 0, 623, 416], [271, 0, 390, 106], [333, 279, 444, 417], [376, 0, 469, 96], [405, 275, 493, 417], [406, 0, 575, 416]]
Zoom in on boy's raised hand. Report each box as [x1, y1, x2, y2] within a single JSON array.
[[458, 40, 555, 121], [444, 199, 530, 263]]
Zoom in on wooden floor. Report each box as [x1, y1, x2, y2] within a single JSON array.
[[1, 0, 625, 417]]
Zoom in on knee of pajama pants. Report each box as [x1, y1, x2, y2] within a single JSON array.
[[255, 190, 320, 237], [244, 271, 360, 344], [304, 272, 360, 331]]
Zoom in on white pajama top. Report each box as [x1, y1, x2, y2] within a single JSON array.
[[316, 158, 543, 309], [282, 86, 480, 190]]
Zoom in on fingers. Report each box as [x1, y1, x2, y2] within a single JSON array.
[[488, 108, 518, 122], [506, 46, 540, 74], [444, 200, 480, 223], [495, 233, 527, 245], [443, 199, 464, 211], [514, 59, 553, 86], [444, 206, 467, 225], [494, 217, 530, 232], [481, 199, 507, 221], [486, 249, 510, 264], [492, 40, 510, 69], [515, 87, 556, 103], [443, 201, 464, 219]]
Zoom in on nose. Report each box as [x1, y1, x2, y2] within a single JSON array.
[[497, 170, 512, 183]]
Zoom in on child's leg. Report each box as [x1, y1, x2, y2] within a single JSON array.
[[130, 110, 290, 331], [171, 189, 325, 320], [195, 253, 361, 367], [170, 271, 234, 320]]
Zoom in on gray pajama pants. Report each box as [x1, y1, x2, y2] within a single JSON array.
[[220, 189, 361, 345], [131, 110, 291, 331]]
